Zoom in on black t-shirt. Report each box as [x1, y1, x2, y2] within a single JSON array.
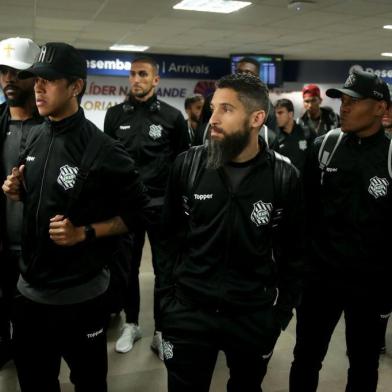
[[224, 152, 260, 192]]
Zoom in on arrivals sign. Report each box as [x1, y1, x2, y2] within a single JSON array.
[[80, 50, 229, 80]]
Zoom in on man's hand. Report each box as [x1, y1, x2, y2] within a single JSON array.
[[2, 165, 25, 201], [49, 215, 85, 246]]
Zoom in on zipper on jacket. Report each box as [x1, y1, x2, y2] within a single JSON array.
[[35, 127, 55, 234], [215, 170, 236, 312]]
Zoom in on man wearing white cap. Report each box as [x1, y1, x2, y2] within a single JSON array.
[[0, 37, 41, 368]]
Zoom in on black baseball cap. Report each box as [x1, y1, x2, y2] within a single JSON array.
[[326, 70, 390, 102], [18, 42, 86, 80]]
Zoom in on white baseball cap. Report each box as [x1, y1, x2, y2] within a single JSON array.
[[0, 37, 40, 70]]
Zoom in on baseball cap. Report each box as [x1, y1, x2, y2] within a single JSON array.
[[302, 84, 321, 98], [0, 37, 40, 70], [18, 42, 87, 80], [326, 70, 390, 102]]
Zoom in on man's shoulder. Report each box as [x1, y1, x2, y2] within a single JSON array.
[[157, 99, 183, 118], [106, 102, 125, 116]]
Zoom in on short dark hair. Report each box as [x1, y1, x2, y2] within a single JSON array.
[[216, 73, 269, 114], [275, 98, 294, 113], [65, 76, 86, 104], [131, 56, 159, 75], [237, 57, 260, 74], [184, 93, 204, 110]]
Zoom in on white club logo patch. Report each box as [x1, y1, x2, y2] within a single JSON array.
[[149, 124, 163, 140], [57, 165, 78, 190], [162, 339, 174, 360], [251, 200, 273, 227], [298, 140, 307, 151], [368, 176, 389, 199]]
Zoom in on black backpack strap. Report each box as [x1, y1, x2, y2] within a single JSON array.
[[181, 145, 205, 195], [318, 128, 343, 170], [272, 151, 291, 213], [259, 125, 269, 148], [180, 145, 205, 217], [66, 133, 107, 216]]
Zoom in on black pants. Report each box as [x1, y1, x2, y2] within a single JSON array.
[[0, 249, 20, 341], [161, 295, 281, 392], [290, 278, 382, 392], [124, 209, 164, 329], [13, 293, 109, 392]]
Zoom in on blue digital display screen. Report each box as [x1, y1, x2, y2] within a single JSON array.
[[230, 54, 284, 88]]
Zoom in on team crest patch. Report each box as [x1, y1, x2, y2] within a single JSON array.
[[162, 339, 174, 360], [298, 140, 307, 151], [368, 176, 389, 199], [251, 200, 273, 227], [57, 165, 78, 190], [149, 124, 163, 140]]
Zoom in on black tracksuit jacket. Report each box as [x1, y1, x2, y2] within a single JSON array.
[[18, 109, 149, 289], [104, 94, 189, 200], [159, 142, 305, 326], [305, 128, 392, 298]]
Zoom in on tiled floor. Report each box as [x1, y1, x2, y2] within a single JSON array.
[[1, 242, 392, 391]]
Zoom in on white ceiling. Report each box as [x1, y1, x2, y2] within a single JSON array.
[[0, 0, 392, 60]]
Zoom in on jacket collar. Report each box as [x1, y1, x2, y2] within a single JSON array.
[[45, 107, 84, 134], [345, 127, 385, 146]]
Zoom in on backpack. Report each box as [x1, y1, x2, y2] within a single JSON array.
[[318, 128, 392, 180]]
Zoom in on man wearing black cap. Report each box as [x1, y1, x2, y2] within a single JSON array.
[[2, 42, 149, 392], [289, 70, 392, 392]]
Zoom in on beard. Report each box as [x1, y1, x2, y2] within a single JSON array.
[[206, 122, 252, 170], [131, 85, 154, 100], [4, 85, 32, 107]]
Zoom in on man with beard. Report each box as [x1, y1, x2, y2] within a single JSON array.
[[104, 56, 189, 359], [289, 70, 392, 392], [0, 37, 41, 368], [184, 93, 204, 145], [158, 73, 304, 392]]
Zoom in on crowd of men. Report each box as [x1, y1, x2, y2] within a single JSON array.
[[0, 37, 391, 392]]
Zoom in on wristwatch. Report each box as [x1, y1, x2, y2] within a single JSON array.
[[84, 224, 96, 242]]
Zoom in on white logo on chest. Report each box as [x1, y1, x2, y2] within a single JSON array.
[[368, 176, 389, 199], [298, 140, 307, 150], [149, 124, 163, 140], [57, 165, 79, 190], [194, 193, 213, 201], [119, 124, 131, 130], [26, 155, 36, 162], [251, 200, 273, 227]]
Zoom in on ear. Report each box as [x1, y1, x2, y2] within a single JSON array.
[[71, 79, 84, 97], [152, 74, 160, 87], [251, 110, 266, 128]]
